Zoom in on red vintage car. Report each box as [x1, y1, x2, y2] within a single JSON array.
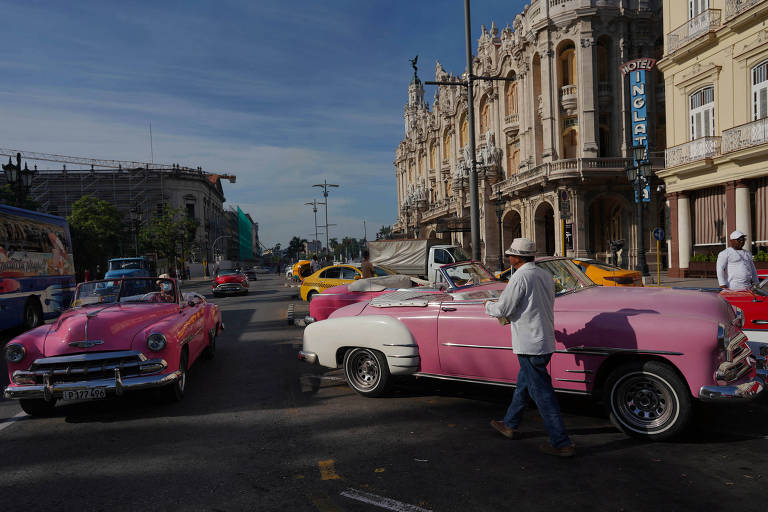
[[720, 278, 768, 361], [212, 269, 249, 297], [3, 277, 223, 416]]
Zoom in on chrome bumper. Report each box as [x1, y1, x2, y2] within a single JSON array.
[[304, 316, 316, 325], [3, 370, 181, 401], [213, 283, 245, 293], [699, 366, 766, 401], [298, 351, 317, 364]]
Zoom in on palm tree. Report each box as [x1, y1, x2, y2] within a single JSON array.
[[287, 236, 308, 261]]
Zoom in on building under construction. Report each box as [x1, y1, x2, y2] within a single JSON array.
[[2, 149, 236, 263]]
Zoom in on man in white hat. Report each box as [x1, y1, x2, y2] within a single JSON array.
[[485, 237, 574, 457], [716, 230, 758, 290]]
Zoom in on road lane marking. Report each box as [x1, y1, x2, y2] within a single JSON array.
[[0, 411, 27, 432], [340, 488, 432, 512], [318, 459, 341, 480]]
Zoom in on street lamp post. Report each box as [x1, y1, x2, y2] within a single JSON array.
[[305, 199, 325, 256], [494, 192, 504, 272], [626, 145, 651, 278], [312, 179, 339, 256], [210, 235, 232, 274], [2, 153, 36, 207]]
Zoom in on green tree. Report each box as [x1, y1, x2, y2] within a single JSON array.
[[287, 236, 308, 260], [139, 205, 198, 274], [377, 225, 392, 240], [67, 195, 123, 278], [0, 184, 40, 210]]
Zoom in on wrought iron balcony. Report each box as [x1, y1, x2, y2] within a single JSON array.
[[725, 0, 763, 19], [665, 137, 722, 168], [722, 117, 768, 154], [666, 9, 721, 54]]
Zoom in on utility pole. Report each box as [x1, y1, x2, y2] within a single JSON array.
[[423, 0, 516, 261], [305, 199, 324, 256], [312, 179, 339, 255]]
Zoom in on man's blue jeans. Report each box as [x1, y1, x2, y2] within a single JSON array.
[[504, 353, 571, 448]]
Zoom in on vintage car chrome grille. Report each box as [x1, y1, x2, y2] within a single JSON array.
[[16, 350, 155, 384]]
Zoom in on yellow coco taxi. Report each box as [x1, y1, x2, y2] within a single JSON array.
[[572, 259, 643, 287], [300, 264, 394, 301]]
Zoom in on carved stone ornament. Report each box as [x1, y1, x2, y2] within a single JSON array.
[[580, 37, 595, 48]]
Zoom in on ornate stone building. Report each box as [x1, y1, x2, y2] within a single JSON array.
[[394, 0, 665, 271], [657, 0, 768, 277]]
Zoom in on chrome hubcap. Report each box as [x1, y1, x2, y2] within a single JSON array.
[[349, 351, 379, 389], [614, 373, 674, 430]]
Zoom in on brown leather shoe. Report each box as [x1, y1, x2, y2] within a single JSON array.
[[538, 442, 575, 457], [490, 420, 520, 439]]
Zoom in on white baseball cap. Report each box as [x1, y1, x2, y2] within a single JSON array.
[[730, 230, 746, 240], [505, 238, 537, 256]]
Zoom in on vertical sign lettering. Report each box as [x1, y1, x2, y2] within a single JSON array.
[[630, 70, 648, 164]]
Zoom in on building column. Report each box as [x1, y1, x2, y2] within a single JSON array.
[[579, 31, 599, 157], [735, 181, 752, 249], [571, 188, 589, 258], [678, 192, 692, 275], [725, 181, 737, 236], [540, 48, 555, 160]]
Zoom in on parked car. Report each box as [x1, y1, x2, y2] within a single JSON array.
[[719, 278, 768, 352], [496, 259, 642, 287], [252, 266, 271, 274], [3, 277, 223, 416], [243, 268, 258, 281], [212, 269, 249, 297], [300, 264, 394, 302], [300, 257, 765, 440], [572, 259, 643, 287]]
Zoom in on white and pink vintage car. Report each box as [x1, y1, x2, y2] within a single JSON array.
[[3, 277, 223, 416], [301, 259, 766, 440]]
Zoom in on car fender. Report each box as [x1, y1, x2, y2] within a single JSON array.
[[303, 315, 420, 375]]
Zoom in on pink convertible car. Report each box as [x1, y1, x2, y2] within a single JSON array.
[[301, 258, 765, 440], [3, 277, 223, 416]]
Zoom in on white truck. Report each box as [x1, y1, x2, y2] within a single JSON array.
[[367, 239, 467, 283]]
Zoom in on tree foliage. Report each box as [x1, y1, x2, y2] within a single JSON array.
[[286, 236, 309, 260], [376, 225, 393, 240], [67, 195, 123, 278], [139, 206, 198, 272]]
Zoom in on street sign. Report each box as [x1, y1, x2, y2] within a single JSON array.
[[559, 190, 569, 202], [559, 189, 571, 219], [565, 223, 573, 250], [653, 227, 665, 241]]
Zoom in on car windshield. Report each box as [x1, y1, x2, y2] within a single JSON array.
[[73, 278, 177, 306], [536, 259, 595, 295], [440, 262, 495, 288], [447, 246, 469, 262], [108, 259, 144, 271], [755, 278, 768, 296], [578, 260, 625, 272]]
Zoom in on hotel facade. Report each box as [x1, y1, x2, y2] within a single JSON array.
[[394, 0, 666, 271], [657, 0, 768, 276]]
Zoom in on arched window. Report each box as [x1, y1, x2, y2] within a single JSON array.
[[752, 60, 768, 121], [429, 144, 436, 169], [505, 81, 518, 116], [443, 132, 451, 160], [506, 141, 520, 177], [558, 42, 576, 88], [690, 86, 714, 140], [460, 115, 468, 147]]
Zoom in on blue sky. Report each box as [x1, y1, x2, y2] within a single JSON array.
[[0, 0, 525, 247]]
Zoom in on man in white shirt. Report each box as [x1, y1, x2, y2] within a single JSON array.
[[485, 238, 574, 457], [717, 230, 758, 290]]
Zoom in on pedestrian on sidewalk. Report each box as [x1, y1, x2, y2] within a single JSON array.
[[485, 238, 575, 457], [361, 250, 374, 279], [717, 230, 758, 291]]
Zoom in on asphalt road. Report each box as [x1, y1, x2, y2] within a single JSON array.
[[1, 275, 767, 511]]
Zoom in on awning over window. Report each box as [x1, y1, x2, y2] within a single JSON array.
[[693, 186, 725, 245], [755, 178, 768, 244]]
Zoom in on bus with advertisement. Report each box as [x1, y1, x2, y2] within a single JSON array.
[[0, 204, 76, 331]]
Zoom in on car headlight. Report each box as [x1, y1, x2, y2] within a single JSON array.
[[5, 343, 26, 363], [147, 333, 167, 352]]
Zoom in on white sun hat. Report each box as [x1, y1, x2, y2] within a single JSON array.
[[730, 230, 746, 240], [505, 238, 537, 256]]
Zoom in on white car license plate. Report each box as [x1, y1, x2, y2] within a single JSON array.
[[61, 388, 107, 401]]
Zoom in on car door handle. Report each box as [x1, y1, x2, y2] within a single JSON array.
[[441, 307, 457, 312], [753, 320, 768, 325]]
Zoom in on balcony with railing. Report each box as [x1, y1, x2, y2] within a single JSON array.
[[725, 0, 764, 20], [503, 112, 520, 135], [665, 137, 722, 168], [722, 117, 768, 154], [560, 85, 577, 114], [666, 9, 721, 54]]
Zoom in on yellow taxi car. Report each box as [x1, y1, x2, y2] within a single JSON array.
[[572, 259, 643, 287], [300, 264, 394, 301], [495, 259, 642, 287]]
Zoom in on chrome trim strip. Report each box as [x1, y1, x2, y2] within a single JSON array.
[[441, 342, 514, 350], [555, 378, 591, 383], [392, 364, 420, 368], [564, 369, 593, 374], [181, 328, 202, 347], [68, 340, 105, 348], [413, 372, 589, 394], [387, 354, 420, 358], [31, 350, 147, 366], [383, 343, 418, 347], [554, 347, 683, 356]]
